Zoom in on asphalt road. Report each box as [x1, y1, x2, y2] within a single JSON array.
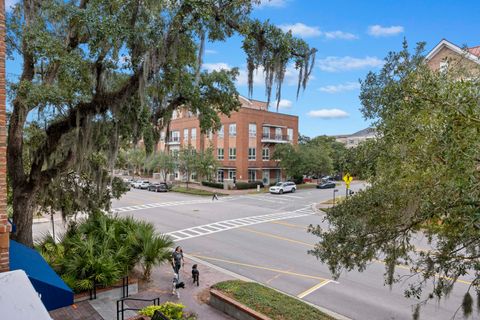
[[34, 182, 474, 319]]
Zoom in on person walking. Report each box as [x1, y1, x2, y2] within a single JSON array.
[[171, 246, 185, 274], [212, 192, 218, 201]]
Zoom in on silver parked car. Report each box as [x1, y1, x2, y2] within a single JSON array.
[[269, 182, 296, 194]]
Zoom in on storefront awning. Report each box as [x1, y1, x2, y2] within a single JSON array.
[[9, 240, 74, 311]]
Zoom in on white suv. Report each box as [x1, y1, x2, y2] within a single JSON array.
[[269, 182, 296, 194]]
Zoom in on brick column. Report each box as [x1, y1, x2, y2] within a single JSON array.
[[0, 0, 10, 273]]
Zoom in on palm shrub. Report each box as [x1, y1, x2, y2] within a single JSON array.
[[139, 302, 185, 319], [133, 221, 174, 280], [36, 213, 173, 292]]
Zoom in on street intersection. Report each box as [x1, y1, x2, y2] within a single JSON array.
[[34, 182, 473, 319]]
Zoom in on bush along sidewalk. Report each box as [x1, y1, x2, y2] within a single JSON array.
[[139, 302, 197, 320], [212, 280, 335, 320]]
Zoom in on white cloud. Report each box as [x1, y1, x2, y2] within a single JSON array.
[[279, 23, 357, 40], [323, 31, 358, 40], [5, 0, 19, 11], [203, 62, 231, 72], [279, 23, 321, 38], [277, 99, 292, 109], [368, 25, 404, 37], [205, 49, 217, 55], [257, 0, 288, 8], [319, 82, 360, 93], [317, 56, 384, 72], [307, 109, 349, 119]]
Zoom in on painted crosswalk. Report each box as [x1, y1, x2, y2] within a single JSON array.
[[112, 197, 234, 213], [166, 206, 315, 241]]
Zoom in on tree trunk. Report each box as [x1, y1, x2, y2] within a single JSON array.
[[11, 189, 36, 247]]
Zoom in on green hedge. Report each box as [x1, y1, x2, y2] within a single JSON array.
[[201, 181, 224, 189], [235, 181, 264, 190], [212, 280, 334, 320]]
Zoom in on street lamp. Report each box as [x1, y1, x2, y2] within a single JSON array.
[[333, 189, 338, 207]]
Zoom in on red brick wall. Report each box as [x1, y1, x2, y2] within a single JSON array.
[[165, 104, 298, 183], [0, 0, 9, 273]]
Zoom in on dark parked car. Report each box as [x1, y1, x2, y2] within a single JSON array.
[[148, 183, 168, 192], [317, 181, 336, 189]]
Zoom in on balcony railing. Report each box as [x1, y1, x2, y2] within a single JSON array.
[[261, 134, 291, 143], [167, 137, 180, 144]]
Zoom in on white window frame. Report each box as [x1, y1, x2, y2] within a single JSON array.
[[228, 170, 236, 180], [217, 148, 224, 160], [248, 170, 256, 182], [218, 125, 224, 138], [229, 147, 236, 160], [275, 127, 282, 140], [171, 131, 180, 142], [191, 128, 197, 141], [183, 128, 189, 144], [249, 123, 257, 137], [248, 148, 256, 161], [287, 128, 293, 141], [262, 147, 269, 160], [262, 127, 270, 139], [229, 123, 237, 137]]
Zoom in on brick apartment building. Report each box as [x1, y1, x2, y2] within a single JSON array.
[[425, 39, 480, 73], [158, 96, 298, 185]]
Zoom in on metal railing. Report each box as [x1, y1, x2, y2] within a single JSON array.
[[89, 276, 129, 300], [261, 133, 290, 141], [116, 297, 160, 320]]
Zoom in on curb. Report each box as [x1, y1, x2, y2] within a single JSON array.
[[185, 254, 351, 320]]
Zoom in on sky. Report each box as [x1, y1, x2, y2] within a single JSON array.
[[5, 0, 480, 137]]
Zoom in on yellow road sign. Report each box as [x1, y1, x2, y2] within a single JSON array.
[[343, 173, 353, 188]]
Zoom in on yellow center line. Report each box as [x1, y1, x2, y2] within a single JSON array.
[[238, 227, 473, 286], [241, 227, 315, 247], [297, 280, 332, 299], [189, 254, 329, 281], [270, 220, 308, 230]]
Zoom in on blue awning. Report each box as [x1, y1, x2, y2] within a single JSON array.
[[9, 240, 74, 311]]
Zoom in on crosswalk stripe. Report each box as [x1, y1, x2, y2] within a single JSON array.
[[166, 205, 315, 241]]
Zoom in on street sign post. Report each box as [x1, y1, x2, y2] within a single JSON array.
[[343, 173, 353, 197]]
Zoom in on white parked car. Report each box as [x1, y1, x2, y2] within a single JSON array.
[[139, 181, 151, 189], [132, 180, 149, 189], [269, 182, 296, 194]]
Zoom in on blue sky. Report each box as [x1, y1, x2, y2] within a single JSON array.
[[6, 0, 480, 137]]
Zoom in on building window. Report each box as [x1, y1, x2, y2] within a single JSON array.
[[170, 131, 180, 142], [183, 129, 188, 144], [249, 123, 256, 137], [248, 170, 256, 182], [172, 111, 178, 120], [440, 61, 449, 73], [248, 148, 256, 160], [217, 170, 224, 182], [229, 147, 236, 160], [218, 125, 224, 138], [275, 127, 282, 140], [188, 111, 193, 117], [217, 148, 224, 160], [191, 128, 197, 141], [228, 170, 236, 180], [287, 128, 293, 141], [262, 127, 270, 139], [229, 123, 236, 137], [262, 147, 269, 160]]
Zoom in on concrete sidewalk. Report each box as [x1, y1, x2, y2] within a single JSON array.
[[50, 255, 236, 320]]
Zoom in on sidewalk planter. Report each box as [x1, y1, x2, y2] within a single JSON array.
[[210, 289, 271, 320]]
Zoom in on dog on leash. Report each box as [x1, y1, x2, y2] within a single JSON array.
[[192, 264, 199, 286], [172, 272, 185, 298]]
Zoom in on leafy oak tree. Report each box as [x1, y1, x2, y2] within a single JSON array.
[[7, 0, 316, 246], [309, 41, 480, 317]]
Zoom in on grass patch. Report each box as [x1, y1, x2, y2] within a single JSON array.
[[321, 196, 345, 205], [172, 186, 225, 196], [212, 280, 334, 320], [296, 183, 317, 189]]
